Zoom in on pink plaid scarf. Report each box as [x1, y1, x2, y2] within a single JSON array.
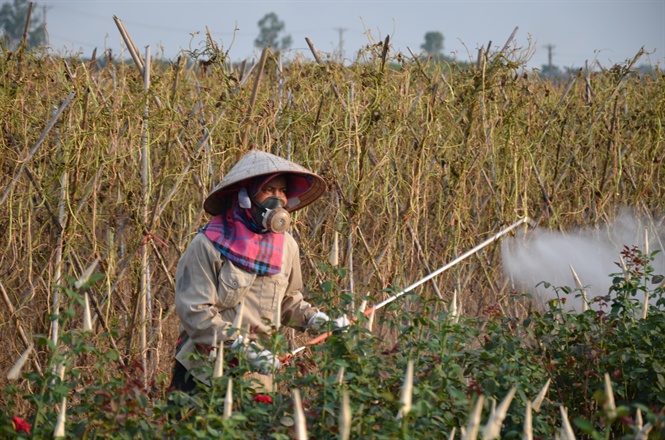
[[200, 204, 284, 276]]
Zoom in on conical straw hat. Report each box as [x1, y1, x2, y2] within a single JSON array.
[[204, 150, 327, 215]]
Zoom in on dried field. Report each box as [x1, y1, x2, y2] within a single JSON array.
[[1, 38, 663, 417]]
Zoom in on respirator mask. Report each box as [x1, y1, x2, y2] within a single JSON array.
[[252, 197, 291, 233]]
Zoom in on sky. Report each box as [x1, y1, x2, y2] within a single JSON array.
[[39, 0, 664, 70]]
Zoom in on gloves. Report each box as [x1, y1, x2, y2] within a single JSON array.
[[307, 311, 330, 331], [231, 335, 281, 374], [333, 315, 351, 328], [308, 312, 350, 331]]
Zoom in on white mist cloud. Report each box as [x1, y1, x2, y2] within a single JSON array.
[[501, 209, 665, 311]]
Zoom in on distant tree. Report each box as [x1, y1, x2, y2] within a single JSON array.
[[0, 0, 46, 50], [421, 31, 444, 56], [539, 63, 561, 79], [254, 12, 292, 51], [636, 64, 656, 75]]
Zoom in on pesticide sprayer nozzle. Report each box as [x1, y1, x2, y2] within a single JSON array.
[[524, 217, 537, 229]]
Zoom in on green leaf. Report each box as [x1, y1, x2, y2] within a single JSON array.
[[657, 373, 665, 389], [136, 392, 149, 408], [206, 425, 220, 436], [573, 417, 595, 433]]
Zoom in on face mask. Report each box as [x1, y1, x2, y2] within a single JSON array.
[[252, 197, 291, 233]]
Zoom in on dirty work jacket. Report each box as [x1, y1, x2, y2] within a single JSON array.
[[174, 231, 320, 384]]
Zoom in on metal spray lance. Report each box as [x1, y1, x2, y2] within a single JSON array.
[[287, 216, 537, 358]]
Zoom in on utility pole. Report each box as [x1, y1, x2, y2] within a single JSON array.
[[334, 27, 346, 62], [544, 44, 555, 77], [43, 5, 48, 45]]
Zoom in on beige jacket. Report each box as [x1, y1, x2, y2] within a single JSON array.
[[174, 231, 319, 383]]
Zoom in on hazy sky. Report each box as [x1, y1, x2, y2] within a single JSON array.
[[41, 1, 663, 70]]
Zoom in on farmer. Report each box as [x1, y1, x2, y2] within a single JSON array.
[[170, 150, 347, 393]]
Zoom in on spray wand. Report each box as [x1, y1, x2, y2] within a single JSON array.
[[286, 216, 536, 359]]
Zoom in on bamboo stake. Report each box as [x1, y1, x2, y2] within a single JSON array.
[[498, 26, 519, 55], [329, 192, 340, 271], [53, 396, 67, 438], [568, 264, 589, 312], [304, 36, 343, 102], [83, 293, 93, 332], [139, 45, 152, 388], [112, 16, 144, 73], [559, 406, 576, 440], [642, 229, 649, 320], [336, 366, 345, 385], [51, 120, 68, 347], [240, 47, 269, 151], [339, 390, 351, 440], [603, 373, 617, 420], [396, 359, 414, 419], [305, 37, 324, 64], [347, 223, 355, 310], [213, 339, 224, 379], [636, 423, 653, 440], [112, 16, 163, 109], [461, 395, 484, 440], [292, 388, 308, 440], [329, 230, 339, 267], [223, 378, 233, 419], [7, 343, 33, 380], [53, 365, 67, 438], [531, 378, 551, 412], [21, 2, 33, 48], [379, 35, 390, 73], [523, 401, 533, 440], [482, 387, 516, 439]]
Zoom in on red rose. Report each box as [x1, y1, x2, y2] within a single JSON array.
[[12, 416, 31, 435], [253, 394, 273, 404]]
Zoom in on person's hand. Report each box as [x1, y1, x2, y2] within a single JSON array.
[[308, 312, 350, 331], [332, 315, 350, 329], [231, 336, 281, 374], [307, 311, 330, 331]]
